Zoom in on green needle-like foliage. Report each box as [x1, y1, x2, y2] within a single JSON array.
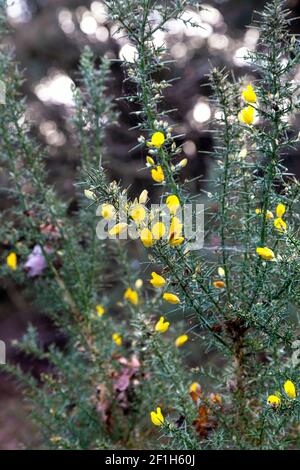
[[1, 0, 300, 450]]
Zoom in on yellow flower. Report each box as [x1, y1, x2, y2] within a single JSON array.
[[242, 85, 257, 103], [274, 217, 287, 233], [255, 208, 274, 219], [84, 189, 96, 200], [175, 334, 188, 347], [163, 292, 180, 304], [112, 333, 122, 346], [151, 166, 165, 183], [150, 272, 166, 288], [169, 235, 184, 246], [6, 252, 17, 271], [96, 305, 106, 317], [166, 195, 180, 215], [238, 106, 255, 125], [189, 382, 201, 394], [140, 228, 154, 248], [130, 204, 146, 223], [150, 407, 164, 426], [152, 221, 166, 240], [101, 203, 116, 220], [151, 132, 165, 148], [168, 216, 184, 246], [276, 203, 286, 218], [189, 382, 202, 401], [170, 216, 183, 236], [284, 380, 296, 399], [267, 394, 281, 407], [213, 281, 226, 289], [155, 316, 170, 333], [109, 223, 128, 236], [124, 287, 139, 306], [139, 189, 148, 204], [256, 247, 275, 261]]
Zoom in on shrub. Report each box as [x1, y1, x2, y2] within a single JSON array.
[[1, 0, 300, 450]]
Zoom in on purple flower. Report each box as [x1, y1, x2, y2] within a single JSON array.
[[24, 245, 47, 278]]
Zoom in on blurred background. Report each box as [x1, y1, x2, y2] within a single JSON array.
[[1, 0, 300, 449]]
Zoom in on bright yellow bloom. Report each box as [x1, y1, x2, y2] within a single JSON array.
[[242, 85, 257, 103], [166, 195, 180, 215], [151, 132, 165, 148], [213, 281, 226, 289], [170, 216, 183, 236], [274, 217, 287, 233], [218, 267, 225, 277], [256, 247, 275, 261], [101, 203, 116, 220], [267, 395, 281, 407], [238, 106, 255, 125], [150, 407, 164, 426], [150, 272, 166, 288], [168, 216, 183, 246], [155, 316, 170, 333], [163, 292, 180, 304], [151, 166, 165, 183], [6, 252, 17, 271], [276, 203, 286, 218], [152, 221, 166, 240], [130, 204, 146, 223], [112, 333, 122, 346], [84, 189, 96, 200], [109, 223, 128, 236], [96, 305, 106, 317], [140, 228, 154, 248], [255, 208, 274, 219], [189, 382, 201, 394], [284, 380, 296, 399], [175, 334, 188, 347], [169, 235, 184, 246], [124, 287, 139, 306], [139, 189, 148, 204]]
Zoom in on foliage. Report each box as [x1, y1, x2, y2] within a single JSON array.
[[1, 0, 300, 450]]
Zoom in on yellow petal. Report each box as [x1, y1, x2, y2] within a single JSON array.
[[151, 166, 165, 183], [256, 247, 275, 261], [6, 252, 17, 271], [140, 228, 154, 248], [163, 292, 180, 304], [166, 195, 180, 215], [96, 305, 106, 317], [276, 203, 286, 218], [109, 223, 128, 236], [175, 334, 188, 347], [151, 132, 165, 148], [124, 287, 139, 306], [284, 380, 296, 399], [267, 395, 281, 407], [242, 85, 257, 103], [152, 222, 166, 240], [112, 333, 122, 346], [150, 272, 166, 288], [274, 217, 287, 233]]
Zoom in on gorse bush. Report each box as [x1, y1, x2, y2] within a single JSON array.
[[1, 0, 300, 450]]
